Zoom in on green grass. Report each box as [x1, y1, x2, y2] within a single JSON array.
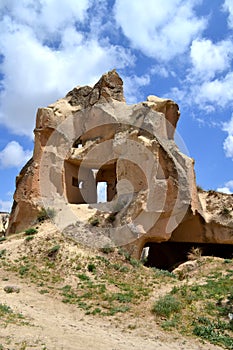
[[193, 317, 233, 348], [152, 267, 233, 349], [0, 249, 6, 258], [153, 294, 182, 318], [1, 226, 232, 348], [47, 245, 60, 257], [25, 235, 34, 242], [24, 228, 38, 235], [0, 303, 24, 326]]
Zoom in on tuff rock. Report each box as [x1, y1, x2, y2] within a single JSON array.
[[7, 70, 233, 258]]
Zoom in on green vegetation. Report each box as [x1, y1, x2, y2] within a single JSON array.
[[219, 207, 231, 217], [100, 245, 115, 254], [196, 185, 204, 192], [37, 207, 56, 222], [24, 228, 38, 235], [0, 225, 232, 348], [153, 294, 182, 318], [0, 303, 24, 326], [25, 235, 34, 242], [88, 216, 100, 226], [152, 268, 233, 349], [47, 245, 60, 257], [0, 249, 6, 258]]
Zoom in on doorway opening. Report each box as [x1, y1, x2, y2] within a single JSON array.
[[143, 242, 233, 271], [97, 182, 107, 203]]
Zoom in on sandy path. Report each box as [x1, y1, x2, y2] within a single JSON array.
[[0, 270, 223, 350]]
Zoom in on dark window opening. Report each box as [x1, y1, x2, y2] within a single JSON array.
[[72, 177, 84, 189], [73, 138, 83, 148], [72, 177, 79, 187]]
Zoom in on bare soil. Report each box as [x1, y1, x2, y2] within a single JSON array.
[[0, 222, 226, 350]]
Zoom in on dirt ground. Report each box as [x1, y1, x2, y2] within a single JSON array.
[[0, 269, 224, 350]]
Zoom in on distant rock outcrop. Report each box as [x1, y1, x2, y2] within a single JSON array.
[[0, 212, 9, 236], [7, 70, 233, 257]]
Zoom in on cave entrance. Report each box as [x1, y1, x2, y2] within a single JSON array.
[[143, 242, 233, 271]]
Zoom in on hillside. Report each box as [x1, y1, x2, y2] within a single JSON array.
[[0, 219, 232, 349]]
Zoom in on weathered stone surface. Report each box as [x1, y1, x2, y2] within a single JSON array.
[[0, 212, 9, 236], [7, 70, 233, 259], [4, 285, 20, 293]]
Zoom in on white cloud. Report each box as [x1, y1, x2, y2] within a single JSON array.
[[217, 180, 233, 194], [0, 141, 32, 168], [150, 65, 171, 78], [223, 0, 233, 28], [123, 74, 150, 104], [0, 0, 134, 136], [223, 115, 233, 159], [114, 0, 206, 61], [0, 0, 90, 40], [196, 72, 233, 107], [169, 70, 233, 113], [217, 187, 232, 194], [190, 39, 233, 79], [0, 200, 12, 212]]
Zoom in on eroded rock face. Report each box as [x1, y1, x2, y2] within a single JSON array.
[[0, 212, 9, 236], [7, 70, 233, 258]]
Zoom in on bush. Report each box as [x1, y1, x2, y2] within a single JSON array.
[[25, 235, 34, 242], [87, 263, 96, 273], [0, 249, 6, 258], [219, 207, 231, 217], [47, 245, 60, 257], [153, 294, 182, 318], [100, 245, 114, 254], [37, 207, 55, 222], [88, 216, 100, 226], [106, 213, 116, 222], [193, 317, 233, 348], [24, 228, 38, 235]]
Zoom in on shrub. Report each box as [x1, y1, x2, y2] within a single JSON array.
[[24, 228, 38, 236], [0, 249, 6, 258], [100, 245, 114, 254], [106, 213, 116, 222], [219, 207, 231, 217], [77, 273, 90, 281], [193, 317, 233, 348], [87, 263, 96, 273], [47, 245, 60, 257], [152, 294, 182, 318], [25, 235, 34, 242], [37, 207, 55, 222], [197, 185, 204, 192], [88, 216, 99, 226], [187, 247, 202, 260], [0, 303, 13, 314]]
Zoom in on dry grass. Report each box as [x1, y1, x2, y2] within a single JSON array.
[[1, 221, 232, 348]]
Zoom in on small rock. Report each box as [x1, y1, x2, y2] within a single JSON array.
[[4, 285, 20, 293]]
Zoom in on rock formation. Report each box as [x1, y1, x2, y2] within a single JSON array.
[[0, 212, 9, 236], [7, 70, 233, 258]]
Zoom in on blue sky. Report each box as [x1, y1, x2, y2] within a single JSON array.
[[0, 0, 233, 212]]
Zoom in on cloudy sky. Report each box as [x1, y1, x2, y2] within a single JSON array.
[[0, 0, 233, 212]]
